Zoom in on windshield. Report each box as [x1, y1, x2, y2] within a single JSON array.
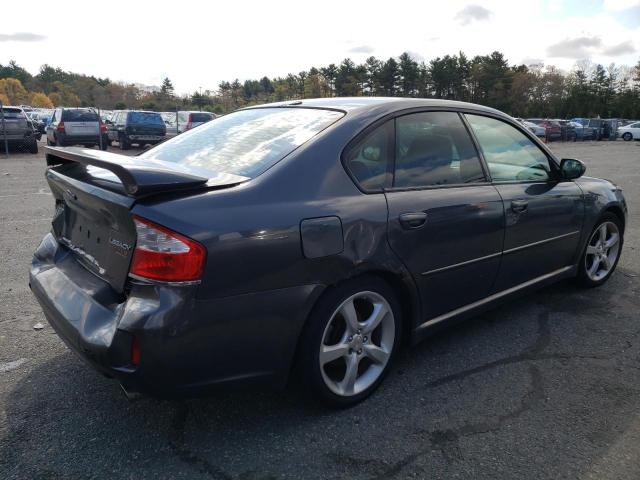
[[129, 111, 164, 125], [141, 107, 344, 178]]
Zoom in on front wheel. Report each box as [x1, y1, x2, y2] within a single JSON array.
[[298, 276, 401, 407], [577, 213, 623, 287], [622, 132, 632, 141]]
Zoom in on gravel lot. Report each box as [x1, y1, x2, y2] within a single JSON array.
[[1, 139, 639, 479]]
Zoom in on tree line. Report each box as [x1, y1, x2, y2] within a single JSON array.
[[1, 52, 639, 118]]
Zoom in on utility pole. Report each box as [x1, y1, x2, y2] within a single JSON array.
[[0, 101, 8, 158]]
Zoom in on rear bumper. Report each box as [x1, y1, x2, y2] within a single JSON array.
[[1, 132, 34, 141], [57, 133, 104, 144], [30, 233, 322, 397]]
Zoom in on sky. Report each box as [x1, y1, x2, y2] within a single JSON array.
[[0, 0, 638, 94]]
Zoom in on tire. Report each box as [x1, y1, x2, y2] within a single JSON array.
[[27, 139, 38, 154], [576, 213, 623, 288], [297, 276, 402, 407], [622, 132, 632, 141], [119, 134, 130, 150], [100, 141, 108, 151], [47, 138, 55, 146], [55, 136, 65, 147]]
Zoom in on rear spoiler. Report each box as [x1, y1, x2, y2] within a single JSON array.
[[45, 146, 249, 197]]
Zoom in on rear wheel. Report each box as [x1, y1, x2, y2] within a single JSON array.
[[298, 276, 401, 407], [55, 136, 65, 147], [622, 132, 632, 141], [577, 213, 623, 287], [26, 138, 38, 154], [119, 134, 130, 150], [47, 137, 55, 146]]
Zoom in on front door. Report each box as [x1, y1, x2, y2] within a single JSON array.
[[384, 111, 505, 322], [465, 114, 585, 291]]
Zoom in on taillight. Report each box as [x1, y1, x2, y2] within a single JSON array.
[[57, 121, 65, 133], [131, 336, 141, 366], [129, 216, 206, 283], [186, 114, 192, 130]]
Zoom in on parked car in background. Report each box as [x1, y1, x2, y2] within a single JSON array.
[[526, 119, 561, 140], [31, 98, 627, 406], [520, 120, 546, 137], [27, 112, 46, 136], [106, 110, 166, 149], [177, 111, 216, 133], [0, 106, 38, 153], [46, 108, 107, 149], [568, 121, 595, 140], [161, 112, 179, 138], [619, 121, 640, 141]]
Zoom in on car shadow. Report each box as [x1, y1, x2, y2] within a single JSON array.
[[3, 272, 640, 479]]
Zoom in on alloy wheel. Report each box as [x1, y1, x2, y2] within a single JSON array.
[[319, 291, 395, 397], [585, 221, 621, 282]]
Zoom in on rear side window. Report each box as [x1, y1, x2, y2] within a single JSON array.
[[128, 112, 164, 125], [394, 112, 485, 188], [190, 113, 214, 122], [465, 114, 551, 182], [141, 108, 344, 178], [0, 108, 25, 119], [62, 109, 99, 122], [344, 120, 393, 190]]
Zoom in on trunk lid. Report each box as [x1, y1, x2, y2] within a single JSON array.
[[45, 146, 249, 292], [1, 108, 28, 134]]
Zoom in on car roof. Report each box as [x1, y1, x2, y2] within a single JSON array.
[[242, 97, 506, 117]]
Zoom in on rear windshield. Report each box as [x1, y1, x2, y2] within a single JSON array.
[[128, 111, 164, 125], [141, 108, 344, 178], [190, 112, 214, 122], [1, 108, 25, 119], [62, 109, 99, 121]]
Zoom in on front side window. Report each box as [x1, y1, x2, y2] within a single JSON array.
[[344, 120, 393, 190], [394, 111, 485, 188], [142, 107, 344, 178], [465, 114, 552, 182]]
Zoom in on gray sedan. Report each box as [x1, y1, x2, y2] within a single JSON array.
[[30, 98, 627, 406]]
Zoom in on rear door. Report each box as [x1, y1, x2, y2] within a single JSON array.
[[465, 114, 584, 291], [383, 111, 505, 322], [62, 109, 100, 136]]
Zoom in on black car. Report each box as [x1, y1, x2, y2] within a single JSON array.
[[30, 98, 627, 406], [0, 106, 38, 153], [46, 108, 108, 149], [107, 110, 166, 150]]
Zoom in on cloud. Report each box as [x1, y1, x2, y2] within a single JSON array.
[[521, 57, 545, 67], [547, 35, 636, 58], [348, 45, 374, 54], [547, 36, 603, 58], [601, 40, 636, 56], [0, 32, 46, 42], [454, 5, 493, 25], [613, 4, 640, 28]]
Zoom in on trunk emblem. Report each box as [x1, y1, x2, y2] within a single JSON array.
[[109, 237, 132, 256]]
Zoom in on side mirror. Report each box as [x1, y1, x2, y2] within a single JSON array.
[[560, 158, 586, 180]]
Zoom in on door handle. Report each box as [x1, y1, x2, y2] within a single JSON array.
[[511, 199, 528, 213], [399, 212, 427, 229]]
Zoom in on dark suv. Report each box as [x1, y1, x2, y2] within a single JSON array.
[[107, 111, 166, 150], [0, 106, 38, 153], [46, 108, 107, 149]]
